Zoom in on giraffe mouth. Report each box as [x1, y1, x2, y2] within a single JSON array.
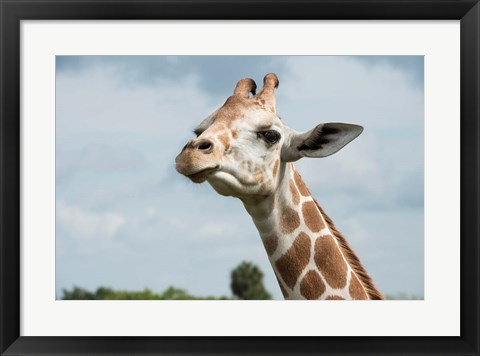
[[186, 166, 219, 183]]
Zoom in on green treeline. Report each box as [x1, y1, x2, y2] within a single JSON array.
[[62, 261, 271, 300], [62, 286, 230, 300]]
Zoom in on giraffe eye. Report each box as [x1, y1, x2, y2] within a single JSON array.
[[259, 130, 281, 144]]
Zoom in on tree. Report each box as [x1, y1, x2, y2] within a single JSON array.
[[61, 286, 95, 300], [230, 261, 272, 300]]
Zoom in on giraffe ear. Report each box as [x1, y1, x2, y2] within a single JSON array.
[[281, 123, 363, 162]]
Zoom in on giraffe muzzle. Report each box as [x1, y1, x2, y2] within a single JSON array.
[[175, 142, 219, 183]]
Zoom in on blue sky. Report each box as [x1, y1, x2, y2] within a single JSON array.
[[56, 56, 424, 299]]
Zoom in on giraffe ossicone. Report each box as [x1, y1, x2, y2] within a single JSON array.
[[175, 73, 383, 300]]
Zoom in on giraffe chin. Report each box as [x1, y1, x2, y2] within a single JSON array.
[[185, 167, 219, 183]]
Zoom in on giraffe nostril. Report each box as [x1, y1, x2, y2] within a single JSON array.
[[194, 139, 213, 152], [188, 139, 214, 153], [198, 142, 212, 150]]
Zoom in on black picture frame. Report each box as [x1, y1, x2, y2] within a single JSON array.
[[1, 1, 479, 355]]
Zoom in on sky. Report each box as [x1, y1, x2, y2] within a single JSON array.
[[56, 56, 424, 300]]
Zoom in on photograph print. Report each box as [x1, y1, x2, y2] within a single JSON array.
[[56, 55, 424, 300]]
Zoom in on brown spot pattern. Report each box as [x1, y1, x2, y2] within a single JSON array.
[[232, 129, 238, 139], [218, 133, 230, 150], [314, 203, 384, 300], [314, 236, 348, 289], [280, 207, 300, 234], [300, 270, 325, 300], [349, 272, 369, 300], [212, 96, 251, 129], [262, 233, 278, 256], [275, 232, 311, 288], [273, 159, 279, 177], [289, 180, 300, 205], [254, 100, 264, 109], [326, 295, 345, 300], [302, 201, 325, 232], [254, 172, 264, 183], [293, 170, 310, 196]]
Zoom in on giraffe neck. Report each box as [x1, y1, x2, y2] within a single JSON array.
[[242, 163, 380, 300]]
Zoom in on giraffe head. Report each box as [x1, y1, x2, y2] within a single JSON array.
[[175, 73, 363, 199]]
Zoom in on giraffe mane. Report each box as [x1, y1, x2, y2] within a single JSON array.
[[314, 200, 384, 300]]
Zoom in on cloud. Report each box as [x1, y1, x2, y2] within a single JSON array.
[[277, 56, 423, 130], [278, 56, 424, 211], [56, 64, 214, 139], [56, 200, 125, 255], [198, 222, 234, 239], [355, 56, 424, 89], [57, 200, 124, 240], [57, 143, 146, 183], [56, 56, 287, 96]]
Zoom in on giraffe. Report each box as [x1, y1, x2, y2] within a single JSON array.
[[175, 73, 383, 300]]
